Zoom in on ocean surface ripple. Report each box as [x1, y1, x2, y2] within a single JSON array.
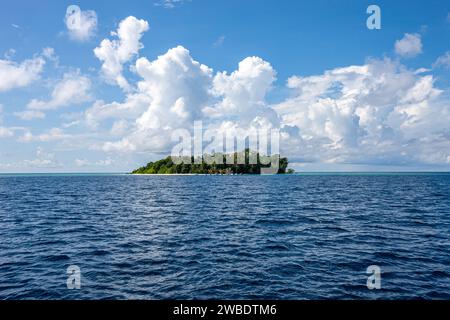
[[0, 174, 449, 299]]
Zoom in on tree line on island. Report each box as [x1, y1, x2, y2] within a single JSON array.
[[132, 149, 294, 174]]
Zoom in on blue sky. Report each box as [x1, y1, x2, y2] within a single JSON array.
[[0, 0, 449, 172]]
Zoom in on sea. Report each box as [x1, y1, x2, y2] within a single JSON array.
[[0, 173, 449, 299]]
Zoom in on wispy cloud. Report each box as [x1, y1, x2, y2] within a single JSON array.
[[155, 0, 190, 9], [433, 51, 450, 69], [213, 35, 226, 48], [27, 72, 92, 111], [14, 110, 46, 121]]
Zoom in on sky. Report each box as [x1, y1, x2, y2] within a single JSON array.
[[0, 0, 449, 172]]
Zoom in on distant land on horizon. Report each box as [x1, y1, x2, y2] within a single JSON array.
[[132, 149, 293, 175]]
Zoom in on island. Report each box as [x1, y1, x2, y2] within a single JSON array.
[[132, 149, 295, 175]]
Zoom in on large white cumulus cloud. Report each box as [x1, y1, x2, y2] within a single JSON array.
[[102, 45, 213, 152], [87, 16, 450, 168], [275, 59, 450, 165], [91, 46, 280, 154], [205, 56, 279, 126]]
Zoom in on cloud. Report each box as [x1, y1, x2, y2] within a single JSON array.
[[42, 47, 59, 66], [14, 110, 46, 120], [87, 40, 449, 168], [23, 147, 61, 168], [97, 51, 280, 155], [0, 147, 61, 170], [0, 106, 18, 138], [204, 56, 279, 133], [90, 19, 276, 154], [0, 127, 14, 138], [395, 33, 422, 58], [65, 6, 97, 42], [85, 94, 150, 129], [74, 157, 114, 167], [433, 51, 450, 69], [75, 158, 89, 167], [101, 45, 213, 152], [27, 72, 91, 111], [13, 15, 444, 170], [4, 49, 16, 60], [95, 158, 114, 166], [155, 0, 190, 9], [110, 120, 129, 136], [213, 35, 225, 47], [274, 58, 449, 165], [0, 56, 45, 92], [20, 127, 70, 142], [94, 16, 149, 90]]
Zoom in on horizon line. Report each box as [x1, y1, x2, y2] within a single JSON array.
[[1, 171, 450, 175]]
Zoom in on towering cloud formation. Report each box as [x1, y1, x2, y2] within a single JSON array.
[[87, 18, 450, 167], [103, 45, 213, 152], [94, 16, 149, 90]]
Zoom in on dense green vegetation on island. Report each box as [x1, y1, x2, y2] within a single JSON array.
[[132, 149, 294, 174]]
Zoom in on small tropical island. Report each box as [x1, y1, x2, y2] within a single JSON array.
[[132, 149, 294, 175]]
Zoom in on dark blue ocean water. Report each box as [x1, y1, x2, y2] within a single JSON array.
[[0, 173, 449, 300]]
